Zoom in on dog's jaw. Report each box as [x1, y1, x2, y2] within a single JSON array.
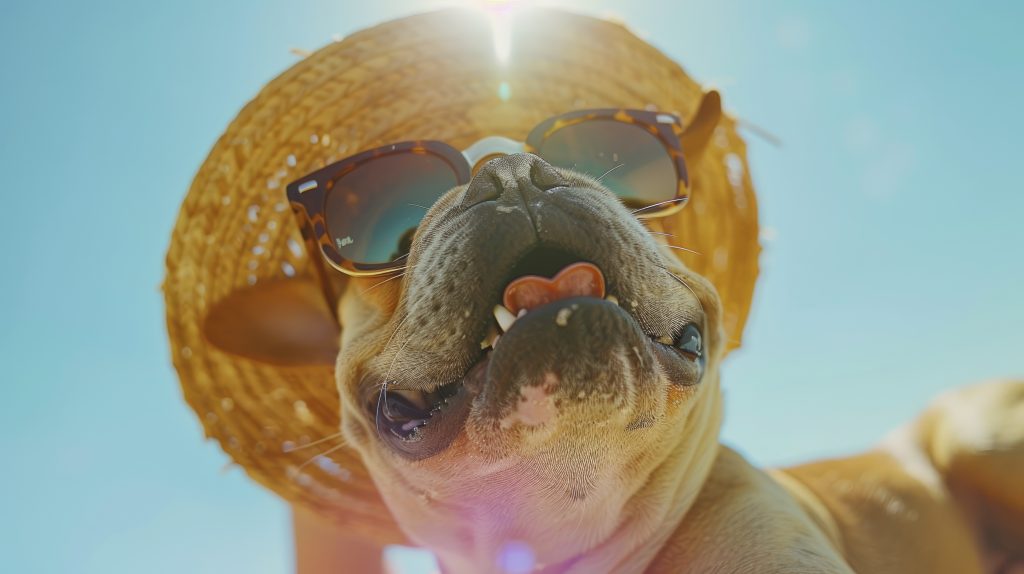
[[335, 154, 728, 572], [421, 387, 725, 574], [340, 347, 725, 573]]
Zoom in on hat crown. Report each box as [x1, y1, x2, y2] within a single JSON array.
[[165, 7, 759, 541]]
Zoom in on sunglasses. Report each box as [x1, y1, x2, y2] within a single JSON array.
[[287, 108, 693, 283]]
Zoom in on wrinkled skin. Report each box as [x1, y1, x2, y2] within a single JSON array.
[[331, 155, 1024, 573], [336, 154, 723, 571]]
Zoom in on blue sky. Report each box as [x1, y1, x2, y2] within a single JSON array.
[[1, 1, 1021, 572]]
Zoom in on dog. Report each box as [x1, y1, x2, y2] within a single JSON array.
[[169, 6, 1023, 571], [316, 136, 1024, 570], [195, 100, 1022, 573]]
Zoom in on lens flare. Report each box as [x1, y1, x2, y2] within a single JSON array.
[[497, 540, 536, 574], [455, 0, 532, 66], [487, 3, 515, 65]]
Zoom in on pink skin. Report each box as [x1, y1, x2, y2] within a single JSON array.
[[500, 373, 560, 429]]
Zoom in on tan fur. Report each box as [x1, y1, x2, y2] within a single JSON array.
[[169, 8, 1021, 570], [322, 157, 1023, 572], [269, 144, 1024, 574]]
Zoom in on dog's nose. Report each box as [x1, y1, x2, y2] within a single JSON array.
[[462, 153, 567, 209]]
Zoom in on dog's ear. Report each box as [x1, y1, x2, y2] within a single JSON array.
[[679, 90, 722, 159], [201, 277, 340, 366]]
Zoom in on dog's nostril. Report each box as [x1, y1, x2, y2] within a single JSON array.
[[462, 153, 566, 210], [462, 159, 504, 209], [529, 156, 566, 191]]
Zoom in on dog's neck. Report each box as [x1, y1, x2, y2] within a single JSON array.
[[428, 387, 724, 574]]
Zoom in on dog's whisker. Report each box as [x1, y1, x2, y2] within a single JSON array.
[[391, 253, 410, 263], [294, 440, 351, 475], [376, 335, 417, 430], [374, 381, 391, 430], [406, 203, 431, 210], [376, 383, 389, 426], [663, 244, 701, 255], [658, 265, 706, 317], [596, 163, 625, 183], [374, 312, 416, 419], [376, 294, 432, 422], [367, 236, 440, 434], [631, 197, 688, 214], [361, 269, 411, 295], [283, 431, 345, 453], [647, 228, 700, 253], [382, 336, 416, 388]]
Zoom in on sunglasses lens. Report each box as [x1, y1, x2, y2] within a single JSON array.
[[323, 153, 460, 267], [538, 121, 677, 209]]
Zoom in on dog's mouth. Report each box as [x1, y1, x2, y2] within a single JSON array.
[[368, 243, 704, 460], [369, 246, 613, 453]]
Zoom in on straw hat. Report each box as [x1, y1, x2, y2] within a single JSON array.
[[164, 7, 760, 544]]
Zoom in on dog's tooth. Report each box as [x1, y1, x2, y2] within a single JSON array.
[[480, 324, 499, 349], [493, 334, 501, 348], [605, 294, 619, 305], [493, 304, 516, 332], [517, 308, 527, 318]]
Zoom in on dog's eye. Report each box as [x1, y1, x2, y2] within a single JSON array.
[[376, 390, 431, 440], [674, 324, 702, 359]]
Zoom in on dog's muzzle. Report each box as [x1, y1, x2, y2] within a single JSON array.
[[363, 154, 706, 459]]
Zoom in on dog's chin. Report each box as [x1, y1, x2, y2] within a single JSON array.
[[368, 293, 705, 461]]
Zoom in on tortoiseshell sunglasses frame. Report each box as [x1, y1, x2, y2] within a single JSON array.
[[522, 108, 691, 213], [286, 108, 692, 291]]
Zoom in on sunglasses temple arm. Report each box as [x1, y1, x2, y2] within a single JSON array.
[[308, 236, 341, 325], [292, 207, 341, 325]]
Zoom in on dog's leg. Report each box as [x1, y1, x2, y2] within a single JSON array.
[[650, 447, 856, 574], [913, 380, 1024, 572]]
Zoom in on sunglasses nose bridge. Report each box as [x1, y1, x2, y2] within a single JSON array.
[[461, 135, 526, 174]]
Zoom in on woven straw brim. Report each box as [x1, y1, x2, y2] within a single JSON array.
[[164, 7, 759, 543]]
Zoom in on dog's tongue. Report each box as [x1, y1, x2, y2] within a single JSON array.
[[503, 262, 606, 315]]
